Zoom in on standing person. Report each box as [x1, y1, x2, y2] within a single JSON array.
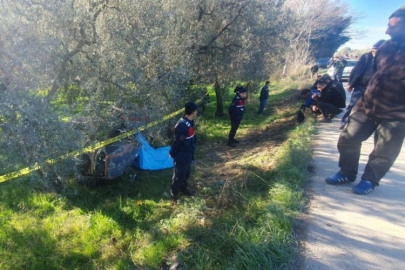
[[258, 81, 270, 114], [228, 87, 247, 147], [339, 39, 385, 130], [325, 5, 405, 195], [169, 102, 198, 201], [331, 55, 347, 82], [199, 90, 210, 116], [310, 64, 319, 79]]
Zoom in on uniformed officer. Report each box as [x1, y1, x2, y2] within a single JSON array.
[[169, 102, 198, 201], [228, 87, 247, 147]]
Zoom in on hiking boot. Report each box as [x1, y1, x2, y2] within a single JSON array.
[[352, 180, 375, 195], [325, 172, 355, 185], [180, 188, 195, 196], [228, 141, 236, 147]]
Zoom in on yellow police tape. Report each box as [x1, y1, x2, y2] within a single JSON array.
[[0, 106, 186, 183]]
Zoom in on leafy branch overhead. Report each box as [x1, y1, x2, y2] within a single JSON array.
[[0, 0, 354, 187]]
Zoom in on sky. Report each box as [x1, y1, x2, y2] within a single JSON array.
[[343, 0, 404, 49]]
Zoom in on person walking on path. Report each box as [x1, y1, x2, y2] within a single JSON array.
[[258, 81, 270, 114], [169, 102, 198, 201], [325, 5, 405, 195], [340, 39, 385, 130], [228, 87, 247, 147]]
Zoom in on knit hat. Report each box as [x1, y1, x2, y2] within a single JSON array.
[[390, 5, 405, 19], [372, 39, 385, 49], [185, 102, 198, 115], [238, 87, 247, 93]]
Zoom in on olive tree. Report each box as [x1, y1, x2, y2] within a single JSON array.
[[0, 0, 355, 188]]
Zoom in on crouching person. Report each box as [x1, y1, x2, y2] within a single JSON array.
[[312, 77, 346, 122], [169, 102, 198, 201]]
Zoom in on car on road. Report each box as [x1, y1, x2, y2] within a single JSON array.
[[341, 59, 357, 81], [327, 59, 358, 81], [316, 58, 331, 69]]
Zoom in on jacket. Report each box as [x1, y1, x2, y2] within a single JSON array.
[[317, 82, 346, 109], [348, 52, 374, 87], [228, 95, 246, 120], [260, 85, 269, 100], [332, 59, 347, 75], [169, 116, 196, 162], [354, 40, 405, 120]]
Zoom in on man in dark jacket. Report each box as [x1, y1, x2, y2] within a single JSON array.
[[325, 5, 405, 195], [311, 77, 346, 122], [228, 87, 247, 147], [258, 81, 270, 114], [169, 102, 198, 201], [340, 39, 385, 130]]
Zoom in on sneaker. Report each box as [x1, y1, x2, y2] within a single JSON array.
[[352, 180, 375, 195], [325, 172, 355, 185], [180, 189, 195, 196], [339, 124, 346, 130]]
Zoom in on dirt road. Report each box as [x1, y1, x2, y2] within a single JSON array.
[[300, 92, 405, 269]]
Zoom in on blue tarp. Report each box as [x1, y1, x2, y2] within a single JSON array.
[[133, 133, 174, 170]]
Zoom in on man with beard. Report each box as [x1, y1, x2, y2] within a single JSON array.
[[325, 5, 405, 195]]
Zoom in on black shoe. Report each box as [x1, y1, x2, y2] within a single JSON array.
[[233, 139, 240, 144], [180, 189, 195, 196], [320, 117, 332, 123], [170, 191, 178, 202], [228, 141, 236, 147]]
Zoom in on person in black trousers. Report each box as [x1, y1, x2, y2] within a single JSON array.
[[228, 87, 247, 147], [169, 102, 198, 201], [258, 81, 270, 114]]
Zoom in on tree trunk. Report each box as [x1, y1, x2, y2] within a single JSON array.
[[214, 80, 224, 117]]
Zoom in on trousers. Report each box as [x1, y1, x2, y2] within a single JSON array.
[[228, 118, 242, 142], [337, 111, 405, 186], [317, 102, 343, 118], [171, 161, 191, 196], [341, 85, 366, 125]]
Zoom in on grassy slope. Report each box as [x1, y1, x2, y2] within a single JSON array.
[[0, 81, 316, 269]]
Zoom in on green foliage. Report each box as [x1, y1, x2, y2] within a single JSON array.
[[0, 81, 316, 269]]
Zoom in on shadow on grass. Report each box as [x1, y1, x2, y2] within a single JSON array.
[[0, 83, 309, 269]]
